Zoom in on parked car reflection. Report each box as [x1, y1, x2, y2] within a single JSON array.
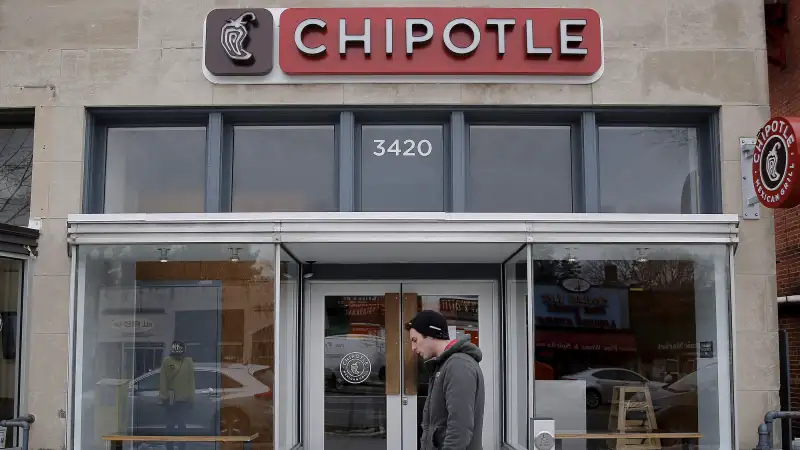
[[560, 367, 666, 409], [128, 363, 274, 438]]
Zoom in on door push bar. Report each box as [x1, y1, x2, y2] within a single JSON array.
[[754, 410, 800, 450], [0, 414, 34, 450]]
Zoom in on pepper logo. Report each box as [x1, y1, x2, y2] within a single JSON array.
[[753, 116, 800, 209], [204, 8, 274, 76], [221, 12, 257, 62]]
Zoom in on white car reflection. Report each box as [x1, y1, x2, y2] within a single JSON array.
[[561, 367, 666, 409], [128, 363, 273, 437]]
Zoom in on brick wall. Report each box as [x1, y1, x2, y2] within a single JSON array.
[[770, 0, 800, 298]]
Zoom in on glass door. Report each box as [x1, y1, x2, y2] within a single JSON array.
[[305, 281, 496, 450]]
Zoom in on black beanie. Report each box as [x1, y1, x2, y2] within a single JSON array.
[[406, 310, 450, 340]]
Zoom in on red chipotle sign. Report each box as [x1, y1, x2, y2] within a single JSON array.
[[203, 7, 604, 83], [753, 117, 800, 209]]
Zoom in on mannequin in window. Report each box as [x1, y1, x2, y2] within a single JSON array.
[[159, 340, 195, 448]]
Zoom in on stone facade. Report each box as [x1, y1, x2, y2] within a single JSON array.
[[8, 0, 775, 449]]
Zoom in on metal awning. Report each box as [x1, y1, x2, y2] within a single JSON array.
[[65, 212, 740, 245], [0, 223, 39, 257]]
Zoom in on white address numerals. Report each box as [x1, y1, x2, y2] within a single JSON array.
[[373, 139, 432, 157]]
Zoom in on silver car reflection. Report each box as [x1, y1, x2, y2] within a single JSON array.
[[128, 363, 274, 437], [560, 367, 666, 409]]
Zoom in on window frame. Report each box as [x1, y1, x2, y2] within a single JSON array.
[[83, 107, 722, 215]]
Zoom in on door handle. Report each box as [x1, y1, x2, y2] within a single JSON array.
[[402, 397, 408, 406]]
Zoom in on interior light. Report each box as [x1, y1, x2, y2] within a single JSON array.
[[303, 261, 316, 279], [636, 247, 649, 264], [229, 247, 241, 263], [157, 248, 170, 263]]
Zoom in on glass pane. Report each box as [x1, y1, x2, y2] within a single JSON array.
[[76, 244, 276, 450], [532, 244, 730, 449], [279, 248, 301, 449], [324, 295, 387, 450], [104, 127, 207, 213], [0, 129, 33, 226], [504, 246, 529, 448], [0, 257, 22, 448], [598, 127, 700, 213], [467, 126, 573, 213], [359, 125, 446, 212], [232, 126, 338, 212]]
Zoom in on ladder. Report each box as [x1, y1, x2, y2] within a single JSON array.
[[607, 386, 661, 450]]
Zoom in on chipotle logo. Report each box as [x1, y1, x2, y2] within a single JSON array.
[[753, 117, 800, 209], [203, 7, 604, 83]]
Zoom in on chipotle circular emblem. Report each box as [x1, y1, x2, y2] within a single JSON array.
[[754, 117, 800, 208]]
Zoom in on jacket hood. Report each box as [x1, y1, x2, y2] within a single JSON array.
[[427, 335, 482, 368]]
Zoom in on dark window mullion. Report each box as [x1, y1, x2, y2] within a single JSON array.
[[205, 112, 223, 213], [581, 112, 600, 213], [451, 111, 466, 212], [339, 112, 355, 212]]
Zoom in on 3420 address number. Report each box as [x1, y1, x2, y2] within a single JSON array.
[[373, 139, 433, 157]]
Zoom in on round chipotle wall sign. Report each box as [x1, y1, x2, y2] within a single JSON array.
[[754, 117, 800, 208]]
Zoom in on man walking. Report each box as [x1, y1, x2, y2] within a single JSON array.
[[406, 310, 485, 450]]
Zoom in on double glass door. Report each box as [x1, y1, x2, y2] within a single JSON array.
[[305, 281, 495, 450]]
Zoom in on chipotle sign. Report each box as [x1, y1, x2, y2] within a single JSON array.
[[203, 7, 604, 83], [753, 117, 800, 209]]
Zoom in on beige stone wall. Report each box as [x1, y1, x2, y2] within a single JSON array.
[[11, 0, 773, 449]]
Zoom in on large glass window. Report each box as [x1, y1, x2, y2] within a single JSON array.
[[598, 127, 701, 214], [104, 127, 207, 213], [467, 126, 573, 213], [0, 129, 33, 226], [530, 244, 732, 449], [504, 247, 529, 449], [358, 125, 446, 212], [0, 257, 23, 449], [232, 126, 338, 212], [75, 244, 277, 450]]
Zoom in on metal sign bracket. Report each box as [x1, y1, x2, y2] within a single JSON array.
[[740, 137, 761, 219]]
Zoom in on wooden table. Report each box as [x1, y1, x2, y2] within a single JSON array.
[[557, 432, 703, 439], [102, 433, 260, 450]]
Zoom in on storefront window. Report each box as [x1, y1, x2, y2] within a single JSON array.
[[0, 128, 33, 226], [531, 244, 731, 449], [75, 244, 277, 450], [232, 126, 338, 212], [504, 246, 529, 449], [358, 124, 446, 212], [467, 126, 573, 213], [104, 127, 207, 213], [0, 257, 23, 449], [598, 127, 700, 214]]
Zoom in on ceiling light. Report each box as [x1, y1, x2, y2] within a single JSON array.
[[157, 248, 170, 263], [303, 261, 316, 279], [229, 247, 241, 263]]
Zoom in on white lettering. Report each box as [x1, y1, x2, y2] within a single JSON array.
[[406, 18, 434, 55], [560, 19, 588, 56], [295, 18, 327, 55], [386, 18, 393, 54], [789, 134, 796, 147], [340, 18, 371, 55], [526, 19, 552, 55], [486, 18, 515, 55], [443, 18, 481, 55]]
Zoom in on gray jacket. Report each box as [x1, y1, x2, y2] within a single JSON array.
[[420, 336, 485, 450]]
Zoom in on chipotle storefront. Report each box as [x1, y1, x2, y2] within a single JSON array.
[[53, 4, 772, 450]]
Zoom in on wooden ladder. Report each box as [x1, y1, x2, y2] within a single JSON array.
[[607, 386, 661, 450]]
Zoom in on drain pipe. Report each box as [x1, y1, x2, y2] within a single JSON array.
[[754, 411, 800, 450]]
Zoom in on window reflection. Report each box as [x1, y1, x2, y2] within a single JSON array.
[[598, 127, 700, 214], [77, 244, 277, 450], [104, 127, 207, 213], [0, 257, 22, 449], [0, 129, 33, 226], [532, 245, 729, 450]]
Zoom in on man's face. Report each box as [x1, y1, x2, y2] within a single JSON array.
[[409, 328, 435, 360]]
